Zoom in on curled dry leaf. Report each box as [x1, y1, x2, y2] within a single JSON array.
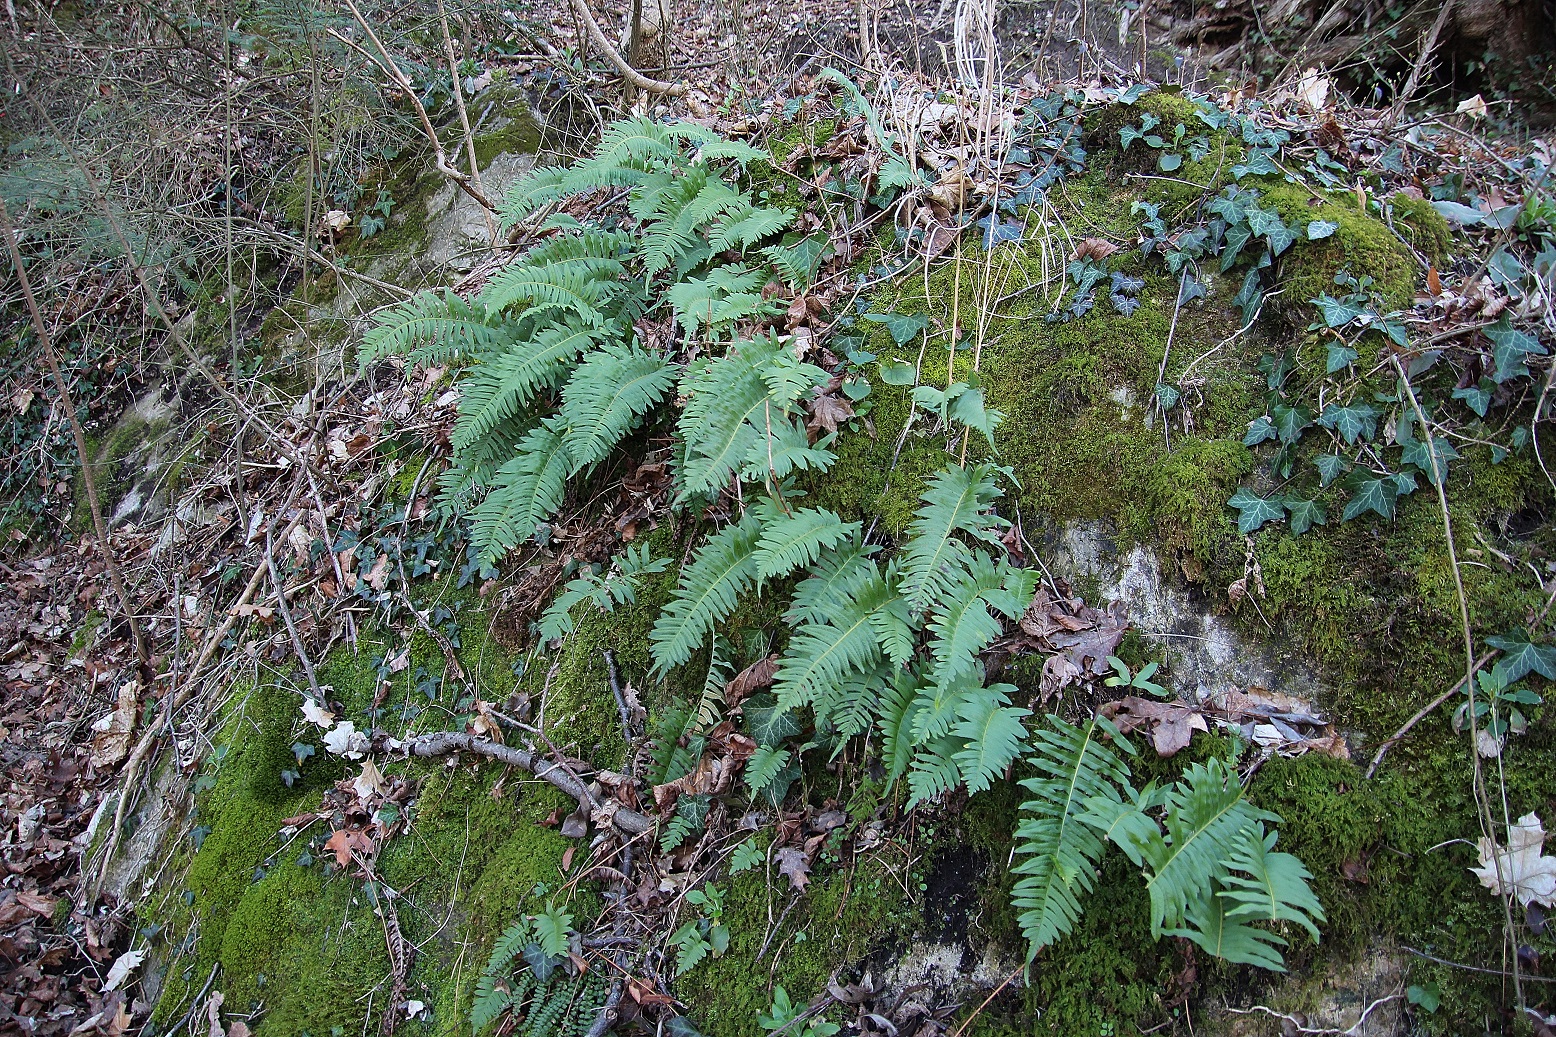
[[1071, 237, 1119, 262], [776, 846, 811, 891], [1100, 696, 1209, 757]]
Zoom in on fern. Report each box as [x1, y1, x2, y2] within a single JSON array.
[[898, 464, 1010, 615], [751, 506, 860, 586], [648, 699, 703, 785], [467, 418, 573, 563], [708, 201, 794, 252], [359, 289, 517, 367], [784, 542, 880, 626], [950, 684, 1029, 794], [558, 342, 676, 470], [451, 320, 613, 453], [905, 736, 963, 808], [1010, 715, 1136, 959], [477, 255, 627, 325], [649, 509, 765, 675], [536, 545, 668, 642], [772, 571, 901, 712]]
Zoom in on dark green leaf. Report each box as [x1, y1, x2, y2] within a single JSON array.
[[1272, 403, 1313, 444], [1158, 152, 1183, 171], [1485, 631, 1556, 681], [1228, 488, 1287, 533], [1341, 471, 1398, 521], [1400, 435, 1459, 485], [1484, 316, 1547, 383], [1243, 415, 1276, 446], [1313, 295, 1366, 329], [862, 311, 929, 346], [1452, 381, 1492, 417], [1325, 343, 1358, 373], [1156, 382, 1181, 410], [1317, 403, 1378, 444], [1306, 220, 1338, 239], [879, 358, 917, 385], [1313, 453, 1350, 487], [1284, 496, 1327, 535], [743, 694, 804, 746]]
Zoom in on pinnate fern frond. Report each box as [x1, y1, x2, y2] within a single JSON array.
[[905, 736, 963, 808], [478, 256, 627, 324], [950, 684, 1029, 795], [751, 506, 860, 586], [468, 419, 573, 564], [649, 510, 765, 675], [1011, 715, 1136, 959], [1216, 825, 1325, 940], [772, 573, 898, 712], [558, 342, 676, 470], [784, 542, 879, 626], [359, 290, 517, 367], [708, 201, 794, 252], [899, 464, 1010, 615], [451, 321, 612, 453], [925, 556, 1010, 691]]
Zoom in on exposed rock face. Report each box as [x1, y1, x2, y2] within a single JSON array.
[[422, 148, 537, 272], [1051, 521, 1327, 707]]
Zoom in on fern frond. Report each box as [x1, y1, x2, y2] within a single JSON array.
[[595, 116, 683, 166], [675, 336, 783, 502], [1164, 885, 1291, 972], [899, 463, 1010, 615], [452, 320, 612, 453], [558, 342, 676, 470], [649, 510, 765, 675], [949, 683, 1029, 794], [467, 418, 573, 564], [813, 662, 891, 745], [741, 421, 837, 486], [1011, 715, 1137, 959], [905, 736, 963, 809], [878, 671, 921, 787], [784, 542, 880, 626], [771, 574, 895, 712], [708, 201, 794, 252], [478, 256, 627, 324], [359, 290, 518, 367], [1217, 825, 1325, 940], [648, 700, 703, 785], [751, 506, 860, 586], [665, 265, 768, 339], [696, 635, 733, 728], [925, 555, 1009, 691], [695, 139, 771, 165], [1136, 757, 1277, 939]]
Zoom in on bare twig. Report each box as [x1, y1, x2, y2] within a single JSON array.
[[387, 730, 653, 835], [566, 0, 687, 96], [0, 194, 154, 686], [1384, 1, 1454, 131], [1227, 993, 1403, 1035]]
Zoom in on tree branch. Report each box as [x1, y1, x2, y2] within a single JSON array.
[[568, 0, 686, 96]]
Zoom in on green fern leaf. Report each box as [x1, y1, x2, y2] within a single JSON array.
[[1217, 825, 1325, 939], [925, 556, 1009, 691], [1011, 715, 1137, 959], [1164, 886, 1291, 971], [751, 506, 860, 585], [905, 736, 963, 808], [649, 510, 765, 675], [950, 684, 1029, 794], [784, 542, 880, 626], [877, 671, 921, 787], [467, 418, 573, 564], [558, 342, 676, 470], [744, 745, 791, 793], [708, 201, 794, 252], [899, 464, 1010, 615], [478, 256, 626, 324], [359, 289, 517, 367], [772, 574, 896, 712], [452, 320, 612, 453]]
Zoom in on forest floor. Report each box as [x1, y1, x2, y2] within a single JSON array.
[[3, 2, 1556, 1036]]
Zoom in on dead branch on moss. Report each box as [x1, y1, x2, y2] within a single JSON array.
[[568, 0, 687, 97], [381, 730, 654, 836]]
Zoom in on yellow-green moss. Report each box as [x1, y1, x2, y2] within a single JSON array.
[[1260, 181, 1419, 315], [1387, 192, 1453, 263], [471, 109, 542, 168]]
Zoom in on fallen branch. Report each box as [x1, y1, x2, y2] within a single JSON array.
[[383, 730, 653, 835], [567, 0, 686, 96], [1364, 649, 1497, 778], [1227, 993, 1403, 1035]]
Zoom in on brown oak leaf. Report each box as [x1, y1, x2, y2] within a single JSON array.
[[776, 846, 811, 891]]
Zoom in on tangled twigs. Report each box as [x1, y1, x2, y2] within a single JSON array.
[[1364, 649, 1499, 778], [0, 194, 154, 687], [383, 730, 654, 835], [567, 0, 687, 97]]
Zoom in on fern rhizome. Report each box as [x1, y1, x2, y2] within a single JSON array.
[[364, 109, 1324, 975]]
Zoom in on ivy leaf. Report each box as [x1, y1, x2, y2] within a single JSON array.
[[862, 311, 929, 347], [1484, 316, 1548, 383], [1284, 496, 1328, 535], [1228, 488, 1287, 533], [1246, 207, 1296, 255], [1341, 471, 1398, 521], [1272, 403, 1313, 444], [879, 358, 917, 385], [743, 694, 804, 747], [1306, 220, 1339, 239], [1391, 469, 1418, 497], [1156, 382, 1181, 410], [1452, 381, 1493, 417], [1243, 415, 1276, 446], [1317, 403, 1378, 444], [1313, 453, 1350, 487], [978, 214, 1025, 248], [1234, 268, 1263, 325], [1485, 630, 1556, 682], [1158, 152, 1184, 172], [1325, 343, 1359, 374], [1400, 435, 1460, 485], [1313, 294, 1366, 329]]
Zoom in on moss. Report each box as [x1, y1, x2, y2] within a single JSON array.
[[471, 109, 541, 168], [1259, 181, 1418, 316], [72, 409, 170, 532], [674, 850, 915, 1037], [1388, 191, 1453, 263]]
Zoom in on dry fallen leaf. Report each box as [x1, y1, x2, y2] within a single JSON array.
[[1471, 813, 1556, 907], [353, 758, 389, 800], [776, 846, 811, 891], [103, 948, 146, 991], [1072, 237, 1119, 262], [1101, 696, 1209, 757]]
